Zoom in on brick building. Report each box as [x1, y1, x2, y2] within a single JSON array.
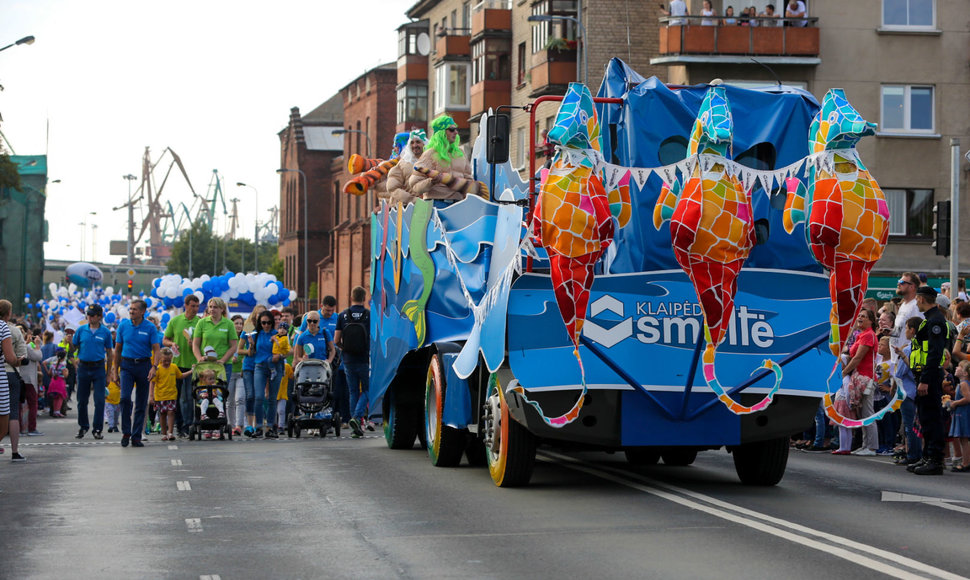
[[278, 97, 343, 311], [317, 63, 398, 309]]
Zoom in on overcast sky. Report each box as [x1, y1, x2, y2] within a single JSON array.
[[1, 0, 406, 266]]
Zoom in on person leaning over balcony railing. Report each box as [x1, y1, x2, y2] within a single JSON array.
[[758, 4, 781, 26], [700, 0, 716, 25], [722, 6, 737, 25], [664, 0, 688, 26], [785, 0, 807, 27]]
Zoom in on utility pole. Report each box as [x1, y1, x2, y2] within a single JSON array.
[[952, 139, 961, 296], [123, 174, 138, 266]]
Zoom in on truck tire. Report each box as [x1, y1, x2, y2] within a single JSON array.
[[425, 354, 466, 467], [484, 374, 536, 487], [733, 436, 789, 486], [383, 388, 418, 450], [624, 447, 661, 466], [661, 448, 698, 466]]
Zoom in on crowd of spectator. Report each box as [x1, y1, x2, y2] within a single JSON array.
[[665, 0, 808, 26], [0, 288, 376, 462]]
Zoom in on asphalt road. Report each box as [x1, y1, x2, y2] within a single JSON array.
[[3, 413, 970, 580]]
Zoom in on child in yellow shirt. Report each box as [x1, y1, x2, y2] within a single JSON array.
[[105, 372, 122, 433], [149, 347, 183, 441], [272, 323, 291, 362], [275, 362, 294, 434]]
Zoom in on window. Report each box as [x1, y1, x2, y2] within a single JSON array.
[[472, 38, 512, 84], [885, 188, 933, 238], [397, 84, 428, 124], [882, 0, 935, 28], [531, 0, 578, 54], [333, 181, 341, 224], [881, 85, 934, 133], [517, 42, 527, 85], [434, 63, 471, 113], [516, 126, 526, 169]]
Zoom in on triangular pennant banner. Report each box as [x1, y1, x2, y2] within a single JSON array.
[[604, 164, 622, 190], [632, 167, 651, 189], [660, 165, 678, 186], [757, 172, 774, 194], [683, 156, 697, 178], [742, 170, 757, 192]]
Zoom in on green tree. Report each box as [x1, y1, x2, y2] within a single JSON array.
[[166, 220, 281, 277]]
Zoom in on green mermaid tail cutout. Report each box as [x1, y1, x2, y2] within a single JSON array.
[[403, 199, 435, 347]]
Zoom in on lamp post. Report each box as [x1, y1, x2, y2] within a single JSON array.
[[236, 182, 259, 272], [0, 35, 35, 54], [527, 11, 586, 86], [123, 174, 138, 266], [276, 168, 309, 310], [333, 129, 373, 158]]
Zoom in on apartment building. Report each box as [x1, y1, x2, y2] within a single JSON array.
[[278, 100, 343, 309], [317, 63, 398, 308]]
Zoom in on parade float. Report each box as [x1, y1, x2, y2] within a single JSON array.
[[365, 59, 898, 487]]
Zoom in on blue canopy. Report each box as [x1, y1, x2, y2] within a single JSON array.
[[595, 58, 823, 274]]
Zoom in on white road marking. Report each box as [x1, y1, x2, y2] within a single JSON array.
[[882, 491, 970, 515], [200, 575, 221, 580], [185, 518, 202, 533], [171, 459, 183, 466], [176, 481, 192, 491], [541, 452, 967, 580], [168, 445, 179, 450]]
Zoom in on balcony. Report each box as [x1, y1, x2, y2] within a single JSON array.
[[398, 55, 429, 84], [652, 16, 820, 66], [470, 79, 512, 118], [529, 47, 576, 98], [471, 1, 512, 41], [434, 29, 471, 62]]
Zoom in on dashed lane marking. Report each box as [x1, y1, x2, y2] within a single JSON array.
[[186, 518, 202, 533], [168, 445, 179, 450], [200, 575, 221, 580], [176, 481, 192, 491], [171, 459, 183, 466]]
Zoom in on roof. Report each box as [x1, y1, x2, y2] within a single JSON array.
[[302, 94, 344, 124], [406, 0, 439, 19], [304, 126, 344, 151], [339, 62, 398, 93]]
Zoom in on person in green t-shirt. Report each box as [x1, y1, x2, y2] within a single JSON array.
[[162, 294, 201, 437], [191, 297, 239, 381], [227, 314, 246, 432]]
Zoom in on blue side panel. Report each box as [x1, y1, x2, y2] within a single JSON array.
[[508, 269, 835, 435], [441, 352, 472, 429]]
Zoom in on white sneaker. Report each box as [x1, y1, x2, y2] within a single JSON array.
[[852, 448, 876, 456]]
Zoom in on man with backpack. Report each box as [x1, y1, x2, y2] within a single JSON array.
[[334, 286, 370, 438]]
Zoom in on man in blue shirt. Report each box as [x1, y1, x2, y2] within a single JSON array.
[[111, 299, 161, 448], [73, 304, 114, 440]]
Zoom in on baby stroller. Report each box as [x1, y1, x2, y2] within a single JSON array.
[[189, 361, 232, 441], [286, 359, 339, 438]]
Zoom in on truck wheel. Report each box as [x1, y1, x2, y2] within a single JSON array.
[[425, 354, 466, 467], [733, 437, 789, 486], [661, 448, 697, 466], [483, 374, 536, 487], [465, 436, 487, 467], [624, 448, 661, 466], [383, 388, 419, 450]]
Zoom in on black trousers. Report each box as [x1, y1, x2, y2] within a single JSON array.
[[915, 377, 945, 462]]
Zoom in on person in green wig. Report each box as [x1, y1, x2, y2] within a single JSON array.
[[408, 115, 473, 202]]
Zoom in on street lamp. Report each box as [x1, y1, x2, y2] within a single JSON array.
[[333, 129, 373, 158], [0, 35, 35, 54], [527, 11, 586, 86], [236, 182, 259, 272], [276, 168, 309, 310]]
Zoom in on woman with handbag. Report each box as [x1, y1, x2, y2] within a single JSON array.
[[842, 309, 879, 455]]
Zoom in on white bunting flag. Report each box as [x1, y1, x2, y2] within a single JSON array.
[[632, 167, 651, 189], [757, 172, 774, 194], [742, 169, 757, 192]]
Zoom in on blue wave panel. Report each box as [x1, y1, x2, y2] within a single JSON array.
[[441, 352, 472, 429], [508, 269, 835, 412]]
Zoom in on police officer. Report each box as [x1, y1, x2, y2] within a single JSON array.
[[907, 285, 950, 475], [73, 304, 114, 440], [111, 299, 161, 448]]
